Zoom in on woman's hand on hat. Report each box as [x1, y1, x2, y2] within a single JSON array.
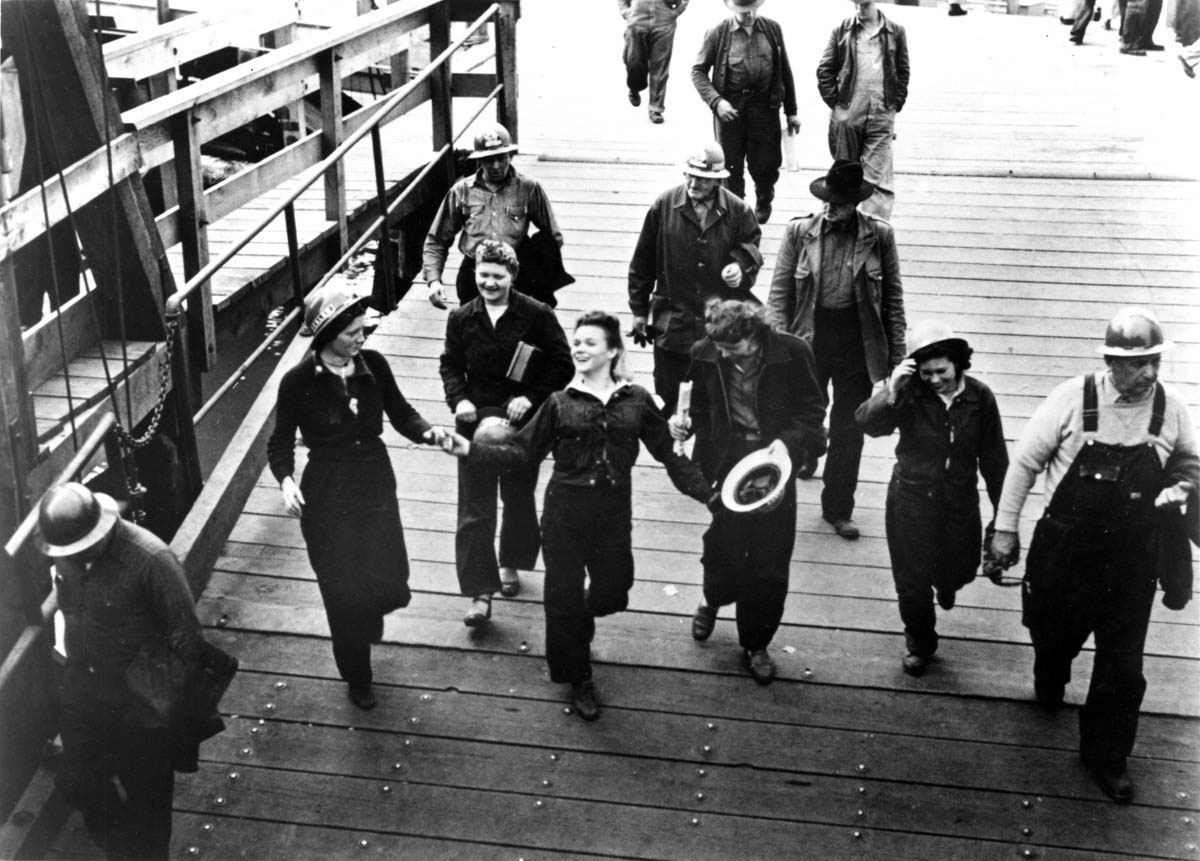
[[888, 359, 916, 395], [426, 279, 448, 310], [715, 99, 739, 122], [668, 414, 692, 441], [506, 396, 532, 423], [280, 476, 305, 517], [455, 400, 478, 425], [720, 263, 743, 288]]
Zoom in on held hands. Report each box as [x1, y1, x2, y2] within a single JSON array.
[[668, 413, 693, 442], [455, 399, 478, 426], [984, 528, 1021, 584], [426, 280, 448, 310], [440, 431, 472, 457], [720, 263, 743, 289], [423, 427, 450, 448], [507, 396, 533, 423], [280, 476, 305, 517], [1155, 480, 1193, 510], [786, 115, 801, 135], [715, 99, 739, 122]]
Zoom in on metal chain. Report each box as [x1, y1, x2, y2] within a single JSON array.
[[113, 316, 178, 451]]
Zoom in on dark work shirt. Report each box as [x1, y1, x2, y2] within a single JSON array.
[[818, 219, 857, 309], [856, 374, 1009, 507], [470, 382, 710, 500], [726, 21, 772, 96], [723, 352, 763, 435], [268, 349, 432, 481], [440, 290, 573, 416], [57, 521, 203, 714]]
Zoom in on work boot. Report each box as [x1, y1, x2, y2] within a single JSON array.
[[948, 2, 967, 15]]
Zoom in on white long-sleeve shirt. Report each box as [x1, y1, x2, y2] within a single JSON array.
[[994, 371, 1197, 533]]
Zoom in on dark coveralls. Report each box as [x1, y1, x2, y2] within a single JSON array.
[[470, 383, 710, 682], [1022, 377, 1166, 766]]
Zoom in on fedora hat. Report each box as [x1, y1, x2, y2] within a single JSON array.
[[300, 285, 368, 340], [467, 123, 518, 160], [1096, 307, 1174, 358], [907, 319, 970, 360], [35, 482, 120, 558], [809, 159, 875, 204], [725, 0, 766, 10], [682, 142, 730, 179], [720, 440, 792, 514]]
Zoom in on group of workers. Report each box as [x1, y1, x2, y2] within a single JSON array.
[[23, 1, 1197, 858]]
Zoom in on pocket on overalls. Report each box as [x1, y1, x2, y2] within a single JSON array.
[[1021, 514, 1077, 627]]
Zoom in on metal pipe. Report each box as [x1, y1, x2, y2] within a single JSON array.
[[370, 126, 396, 309], [163, 3, 501, 319], [4, 412, 117, 559]]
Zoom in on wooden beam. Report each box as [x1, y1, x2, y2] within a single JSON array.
[[318, 48, 348, 253], [102, 4, 296, 81], [21, 291, 101, 392], [0, 134, 142, 262], [428, 3, 454, 187], [122, 1, 439, 171], [0, 251, 38, 557], [493, 1, 519, 142], [451, 72, 498, 99], [171, 109, 215, 371]]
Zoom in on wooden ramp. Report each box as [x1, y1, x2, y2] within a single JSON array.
[[51, 0, 1200, 858]]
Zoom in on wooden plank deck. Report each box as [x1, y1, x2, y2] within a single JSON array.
[[50, 0, 1200, 858]]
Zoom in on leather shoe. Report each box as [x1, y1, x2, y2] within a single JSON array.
[[463, 595, 492, 627], [499, 567, 521, 597], [348, 684, 377, 710], [754, 205, 771, 224], [936, 589, 956, 611], [628, 90, 641, 107], [1059, 16, 1075, 23], [1140, 41, 1165, 51], [1091, 762, 1134, 803], [796, 456, 818, 479], [648, 110, 664, 124], [827, 518, 860, 540], [1034, 679, 1065, 711], [571, 679, 600, 721], [902, 652, 928, 676], [1069, 34, 1084, 44], [692, 603, 718, 641], [948, 2, 968, 15], [744, 649, 776, 685]]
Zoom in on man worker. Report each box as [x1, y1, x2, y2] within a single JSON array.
[[34, 483, 208, 859], [669, 299, 826, 685], [628, 142, 763, 416], [990, 308, 1197, 804], [816, 0, 910, 220], [423, 123, 564, 308], [691, 0, 800, 224], [768, 160, 906, 541], [619, 0, 690, 124]]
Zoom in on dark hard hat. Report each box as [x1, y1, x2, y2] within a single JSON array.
[[35, 482, 119, 557], [301, 285, 367, 340], [1097, 307, 1174, 358], [473, 415, 516, 446]]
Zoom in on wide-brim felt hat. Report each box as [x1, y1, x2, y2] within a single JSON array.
[[907, 319, 970, 360], [35, 485, 120, 557], [810, 159, 875, 204], [725, 0, 766, 10], [720, 443, 792, 514]]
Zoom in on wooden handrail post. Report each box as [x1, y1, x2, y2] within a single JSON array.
[[429, 2, 455, 187], [494, 1, 519, 142], [318, 48, 349, 254], [170, 108, 216, 371]]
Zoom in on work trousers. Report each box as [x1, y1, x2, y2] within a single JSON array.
[[653, 345, 693, 417], [829, 98, 896, 220], [456, 449, 542, 596], [813, 307, 872, 523], [885, 480, 982, 657], [60, 694, 174, 861], [624, 23, 677, 112], [1070, 0, 1097, 39], [716, 98, 782, 206], [542, 483, 635, 683], [1120, 0, 1163, 47], [701, 438, 796, 652], [1025, 522, 1158, 766]]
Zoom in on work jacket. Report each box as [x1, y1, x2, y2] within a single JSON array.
[[767, 210, 906, 383], [684, 330, 826, 483], [816, 13, 910, 111], [691, 16, 797, 115], [628, 184, 762, 354]]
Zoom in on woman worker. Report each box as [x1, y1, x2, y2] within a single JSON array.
[[855, 320, 1009, 676], [439, 239, 573, 626], [445, 311, 712, 720], [268, 286, 448, 710]]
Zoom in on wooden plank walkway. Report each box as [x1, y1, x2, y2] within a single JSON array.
[[51, 0, 1200, 858]]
